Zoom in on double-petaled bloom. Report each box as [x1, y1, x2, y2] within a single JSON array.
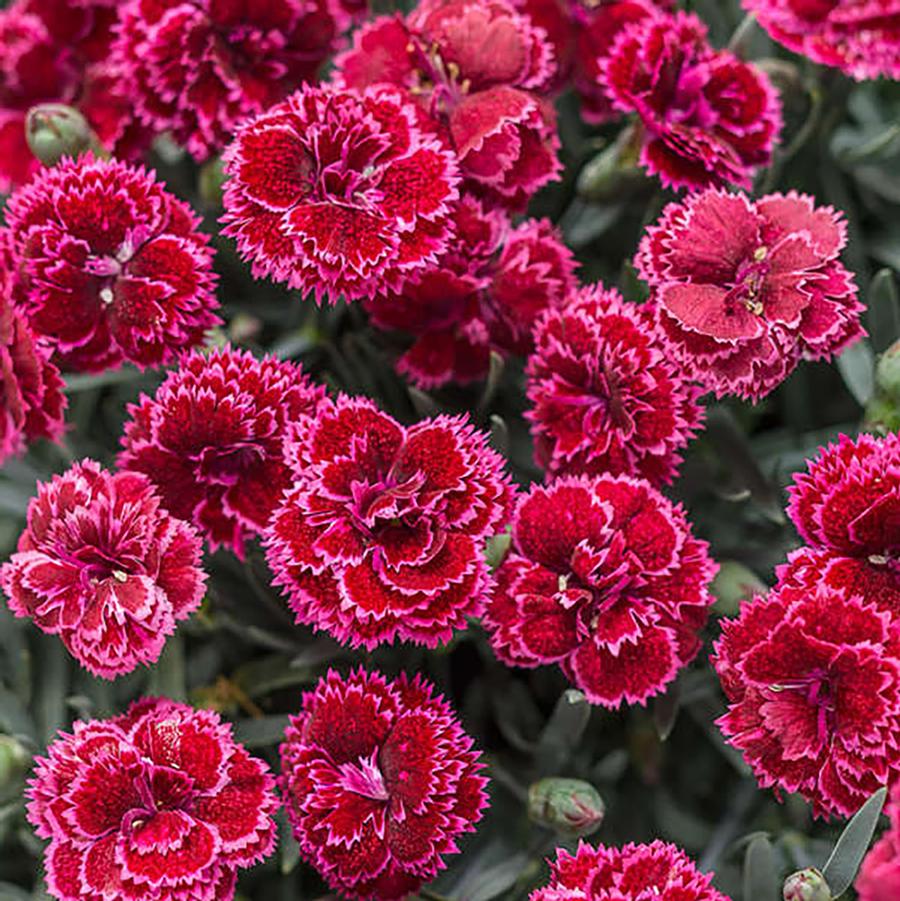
[[265, 395, 513, 649], [636, 188, 863, 400], [0, 460, 206, 678], [280, 668, 488, 901], [483, 475, 717, 708], [28, 697, 277, 901], [221, 83, 460, 303]]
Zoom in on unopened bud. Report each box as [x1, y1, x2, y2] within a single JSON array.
[[875, 340, 900, 399], [864, 340, 900, 433], [26, 103, 97, 166], [0, 735, 29, 795], [528, 777, 605, 837], [198, 156, 227, 207], [576, 125, 646, 202], [783, 868, 832, 901]]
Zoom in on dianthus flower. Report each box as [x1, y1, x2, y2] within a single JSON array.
[[118, 347, 326, 557], [0, 460, 206, 678], [635, 188, 863, 401], [603, 11, 781, 190], [713, 577, 900, 818], [367, 197, 577, 388], [221, 83, 459, 304], [27, 697, 277, 901], [781, 432, 900, 613], [526, 284, 703, 485], [857, 783, 900, 901], [334, 0, 561, 208], [115, 0, 352, 161], [266, 395, 513, 649], [745, 0, 900, 81], [483, 475, 717, 708], [5, 154, 219, 373], [280, 668, 488, 901], [531, 840, 730, 901]]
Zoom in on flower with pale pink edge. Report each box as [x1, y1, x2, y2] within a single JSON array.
[[510, 0, 577, 93], [221, 83, 460, 304], [27, 697, 277, 901], [265, 395, 513, 649], [526, 283, 703, 485], [744, 0, 900, 82], [114, 0, 351, 161], [0, 460, 206, 678], [857, 782, 900, 901], [118, 347, 327, 558], [280, 668, 488, 901], [635, 188, 863, 401], [714, 576, 900, 818], [483, 475, 717, 708], [531, 839, 730, 901], [603, 11, 782, 190], [5, 153, 219, 373]]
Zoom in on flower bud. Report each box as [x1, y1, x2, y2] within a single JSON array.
[[864, 340, 900, 433], [875, 340, 900, 399], [198, 156, 227, 207], [25, 103, 97, 166], [0, 735, 30, 796], [528, 777, 605, 837], [783, 868, 832, 901], [576, 125, 646, 202]]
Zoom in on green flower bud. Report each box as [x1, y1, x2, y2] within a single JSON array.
[[875, 340, 900, 400], [0, 735, 30, 795], [576, 125, 646, 202], [25, 103, 97, 166], [782, 868, 832, 901], [528, 777, 605, 837], [198, 156, 227, 207]]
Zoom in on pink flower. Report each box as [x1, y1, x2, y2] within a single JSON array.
[[280, 668, 488, 901], [5, 153, 219, 373], [483, 475, 717, 708], [367, 197, 577, 388], [526, 284, 703, 485], [265, 395, 513, 649], [221, 83, 460, 304], [857, 783, 900, 901], [118, 347, 326, 558], [0, 460, 206, 678], [114, 0, 350, 161], [510, 0, 577, 93], [635, 188, 863, 400], [603, 11, 782, 190], [713, 576, 900, 818], [27, 697, 277, 901], [531, 840, 730, 901], [745, 0, 900, 81]]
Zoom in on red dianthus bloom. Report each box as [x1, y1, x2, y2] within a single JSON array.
[[857, 783, 900, 901], [5, 154, 219, 373], [526, 284, 703, 485], [221, 83, 459, 303], [27, 697, 277, 901], [483, 475, 717, 708], [713, 577, 900, 818], [0, 460, 206, 678], [279, 668, 488, 901], [266, 395, 513, 649], [745, 0, 900, 81], [115, 0, 352, 161], [603, 11, 781, 190], [531, 840, 730, 901], [118, 347, 326, 557], [636, 188, 863, 401]]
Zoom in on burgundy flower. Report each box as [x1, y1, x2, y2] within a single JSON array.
[[0, 460, 206, 678], [531, 840, 730, 901], [483, 475, 717, 708], [265, 395, 513, 649], [368, 197, 577, 388], [635, 188, 863, 400], [510, 0, 577, 93], [280, 668, 488, 901], [221, 83, 460, 304], [603, 11, 781, 190], [745, 0, 900, 81], [115, 0, 351, 161], [28, 697, 277, 901], [118, 347, 327, 557], [713, 576, 900, 818], [5, 153, 219, 373], [857, 783, 900, 901], [526, 284, 703, 485]]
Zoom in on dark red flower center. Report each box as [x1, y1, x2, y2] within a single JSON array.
[[59, 543, 139, 586], [197, 441, 266, 485], [124, 765, 198, 833]]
